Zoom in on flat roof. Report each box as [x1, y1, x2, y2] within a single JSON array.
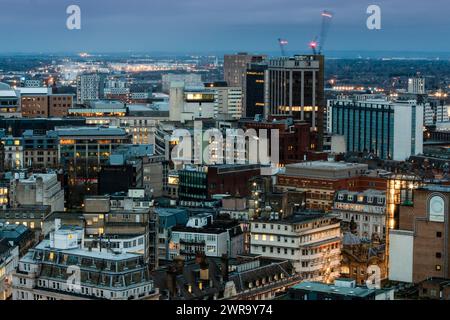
[[286, 161, 367, 170], [55, 126, 128, 137], [419, 185, 450, 193], [35, 240, 142, 261], [291, 281, 375, 298]]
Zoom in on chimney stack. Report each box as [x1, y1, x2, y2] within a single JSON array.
[[166, 265, 178, 298], [221, 254, 229, 282]]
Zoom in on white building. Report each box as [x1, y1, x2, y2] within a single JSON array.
[[12, 228, 158, 300], [330, 97, 423, 161], [169, 83, 215, 122], [250, 213, 341, 282], [408, 77, 425, 94], [169, 214, 244, 260], [214, 86, 243, 119], [161, 73, 203, 93]]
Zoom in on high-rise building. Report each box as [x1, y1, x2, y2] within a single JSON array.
[[408, 77, 426, 94], [223, 53, 266, 88], [214, 86, 242, 119], [244, 62, 267, 118], [265, 55, 325, 149], [329, 97, 424, 161], [76, 73, 107, 104]]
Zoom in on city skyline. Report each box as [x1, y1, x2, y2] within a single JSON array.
[[1, 0, 450, 53]]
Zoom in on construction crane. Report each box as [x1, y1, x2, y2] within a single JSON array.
[[309, 10, 333, 55], [278, 38, 289, 57]]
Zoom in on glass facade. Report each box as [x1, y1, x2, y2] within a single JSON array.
[[332, 101, 395, 159]]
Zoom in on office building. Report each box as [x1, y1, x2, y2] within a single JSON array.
[[178, 164, 262, 204], [213, 86, 243, 120], [1, 135, 24, 170], [9, 173, 64, 213], [155, 207, 188, 261], [12, 228, 158, 300], [276, 161, 387, 212], [170, 214, 244, 260], [288, 278, 394, 300], [329, 97, 424, 160], [22, 130, 58, 169], [408, 77, 426, 94], [169, 83, 215, 122], [76, 73, 107, 104], [56, 126, 132, 207], [19, 87, 51, 118], [224, 53, 266, 88], [250, 212, 341, 282], [266, 55, 325, 148], [0, 83, 20, 117], [389, 185, 450, 284], [240, 118, 312, 164], [48, 94, 75, 117], [244, 62, 267, 118], [161, 73, 203, 93], [0, 118, 86, 137], [333, 189, 386, 240]]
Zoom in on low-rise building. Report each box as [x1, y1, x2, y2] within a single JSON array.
[[250, 212, 341, 282], [276, 161, 387, 211], [9, 173, 64, 213], [12, 228, 158, 300], [333, 189, 386, 240], [0, 239, 19, 300], [288, 278, 394, 300], [170, 214, 244, 260], [154, 253, 301, 300]]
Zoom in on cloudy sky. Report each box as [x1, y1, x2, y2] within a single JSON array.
[[0, 0, 449, 54]]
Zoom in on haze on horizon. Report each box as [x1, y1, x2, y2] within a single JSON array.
[[0, 0, 449, 54]]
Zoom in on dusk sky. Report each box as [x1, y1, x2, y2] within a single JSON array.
[[1, 0, 449, 54]]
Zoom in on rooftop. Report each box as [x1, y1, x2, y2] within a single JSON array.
[[419, 185, 450, 193], [35, 239, 142, 261], [55, 126, 128, 137], [291, 281, 376, 298]]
